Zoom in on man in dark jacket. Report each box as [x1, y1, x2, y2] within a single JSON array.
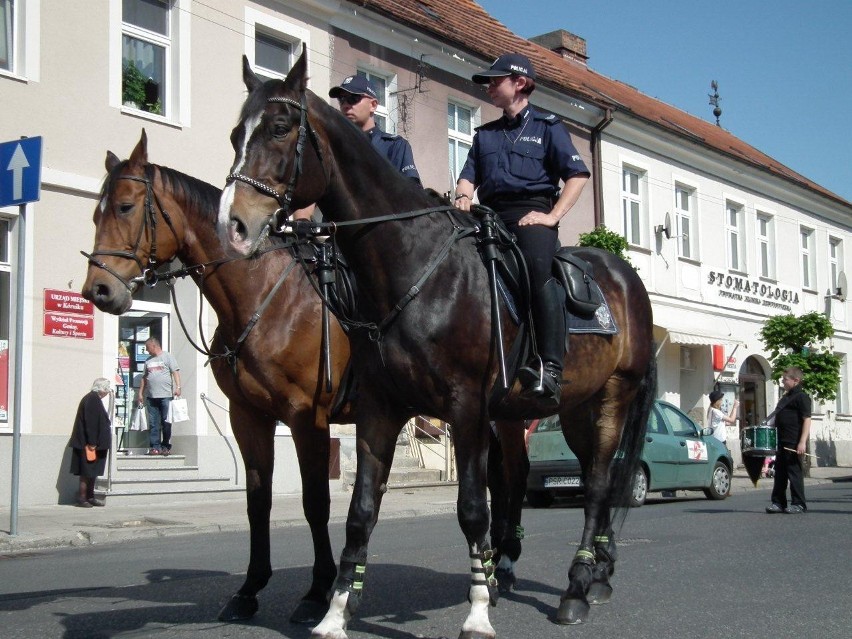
[[766, 367, 811, 514], [69, 378, 112, 507]]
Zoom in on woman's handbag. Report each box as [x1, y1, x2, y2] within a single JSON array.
[[167, 397, 190, 423], [130, 405, 147, 431], [85, 446, 97, 462]]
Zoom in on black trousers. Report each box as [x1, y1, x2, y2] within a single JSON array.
[[771, 447, 806, 508]]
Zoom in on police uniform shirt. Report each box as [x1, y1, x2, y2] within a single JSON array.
[[458, 105, 588, 206], [366, 127, 422, 185]]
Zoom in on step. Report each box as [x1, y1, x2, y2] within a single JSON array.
[[342, 466, 445, 487], [95, 485, 245, 505], [95, 473, 244, 505]]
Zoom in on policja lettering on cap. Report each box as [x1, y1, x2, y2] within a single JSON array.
[[328, 75, 378, 100], [471, 53, 536, 83]]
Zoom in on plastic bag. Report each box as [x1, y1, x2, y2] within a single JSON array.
[[167, 397, 189, 423], [130, 405, 147, 431]]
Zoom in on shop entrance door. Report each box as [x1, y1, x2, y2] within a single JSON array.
[[738, 357, 769, 433], [116, 309, 170, 450]]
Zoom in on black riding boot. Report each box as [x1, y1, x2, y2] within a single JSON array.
[[518, 278, 566, 413]]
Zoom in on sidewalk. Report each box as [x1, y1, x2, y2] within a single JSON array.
[[2, 467, 849, 555]]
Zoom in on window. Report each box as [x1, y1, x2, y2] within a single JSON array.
[[357, 70, 391, 132], [725, 201, 745, 271], [0, 0, 12, 71], [756, 212, 775, 278], [122, 0, 171, 116], [254, 30, 292, 81], [829, 236, 844, 294], [621, 166, 646, 247], [244, 8, 307, 83], [800, 227, 815, 289], [674, 184, 695, 259], [448, 102, 473, 187], [0, 218, 10, 424]]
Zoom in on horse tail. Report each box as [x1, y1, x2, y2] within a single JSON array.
[[609, 349, 657, 526]]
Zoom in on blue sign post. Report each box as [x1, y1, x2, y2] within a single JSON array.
[[1, 136, 41, 537], [0, 136, 42, 207]]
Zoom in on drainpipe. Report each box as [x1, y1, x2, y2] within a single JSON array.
[[590, 108, 614, 227]]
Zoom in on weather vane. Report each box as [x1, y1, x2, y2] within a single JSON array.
[[708, 80, 722, 127]]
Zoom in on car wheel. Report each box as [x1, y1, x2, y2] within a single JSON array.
[[526, 489, 554, 508], [630, 467, 647, 507], [704, 461, 731, 500]]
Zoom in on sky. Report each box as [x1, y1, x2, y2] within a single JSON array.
[[478, 0, 852, 203]]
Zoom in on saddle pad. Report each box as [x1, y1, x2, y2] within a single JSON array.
[[567, 280, 618, 336], [497, 275, 618, 335]]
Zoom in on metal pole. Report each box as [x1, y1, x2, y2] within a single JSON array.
[[9, 203, 27, 536]]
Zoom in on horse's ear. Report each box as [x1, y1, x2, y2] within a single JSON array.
[[243, 55, 263, 93], [105, 151, 121, 173], [129, 129, 148, 167], [283, 44, 308, 94]]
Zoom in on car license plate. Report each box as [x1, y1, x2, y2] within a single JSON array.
[[544, 476, 582, 488]]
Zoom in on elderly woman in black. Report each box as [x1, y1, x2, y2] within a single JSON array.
[[68, 377, 112, 507]]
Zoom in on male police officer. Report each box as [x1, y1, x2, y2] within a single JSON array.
[[329, 75, 421, 185], [455, 54, 589, 411]]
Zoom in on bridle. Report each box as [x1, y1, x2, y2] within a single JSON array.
[[81, 168, 179, 293], [225, 91, 326, 234]]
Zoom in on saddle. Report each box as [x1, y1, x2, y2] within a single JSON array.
[[484, 213, 602, 321]]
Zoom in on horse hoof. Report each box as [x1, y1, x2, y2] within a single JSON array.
[[496, 567, 516, 593], [556, 597, 590, 625], [289, 597, 329, 625], [458, 631, 496, 639], [218, 594, 259, 622], [587, 581, 613, 604]]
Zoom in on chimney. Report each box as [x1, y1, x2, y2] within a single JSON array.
[[530, 29, 588, 65]]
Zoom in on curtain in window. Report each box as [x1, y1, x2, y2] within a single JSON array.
[[0, 0, 12, 71]]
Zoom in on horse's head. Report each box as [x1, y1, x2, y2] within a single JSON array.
[[218, 48, 329, 257], [82, 130, 184, 314]]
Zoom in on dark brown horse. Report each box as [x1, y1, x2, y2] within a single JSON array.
[[219, 52, 655, 638], [81, 131, 351, 624]]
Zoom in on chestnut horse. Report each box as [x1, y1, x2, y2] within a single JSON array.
[[218, 52, 655, 638], [81, 131, 350, 624]]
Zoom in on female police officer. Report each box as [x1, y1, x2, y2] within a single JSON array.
[[455, 53, 589, 411]]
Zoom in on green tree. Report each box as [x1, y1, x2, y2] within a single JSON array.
[[759, 312, 841, 402], [577, 225, 631, 264]]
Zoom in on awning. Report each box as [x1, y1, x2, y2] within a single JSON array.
[[653, 305, 748, 350], [667, 330, 744, 348]]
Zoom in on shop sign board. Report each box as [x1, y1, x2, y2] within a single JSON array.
[[43, 289, 94, 315], [42, 289, 94, 339], [43, 313, 95, 339]]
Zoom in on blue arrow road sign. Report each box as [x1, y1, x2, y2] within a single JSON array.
[[0, 137, 43, 207]]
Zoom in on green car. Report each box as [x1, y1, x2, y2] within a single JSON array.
[[526, 400, 734, 507]]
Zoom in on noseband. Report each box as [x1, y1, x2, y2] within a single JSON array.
[[82, 172, 177, 292], [225, 91, 324, 233]]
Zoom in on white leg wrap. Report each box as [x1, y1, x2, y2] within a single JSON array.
[[461, 547, 496, 638], [311, 590, 349, 639]]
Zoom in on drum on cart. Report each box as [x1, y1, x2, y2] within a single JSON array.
[[741, 425, 777, 456]]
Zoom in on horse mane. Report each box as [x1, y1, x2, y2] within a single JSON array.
[[147, 164, 222, 227]]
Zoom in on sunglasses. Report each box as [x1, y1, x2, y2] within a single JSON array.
[[337, 94, 366, 106]]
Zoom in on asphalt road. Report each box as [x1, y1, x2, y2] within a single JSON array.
[[1, 482, 849, 639]]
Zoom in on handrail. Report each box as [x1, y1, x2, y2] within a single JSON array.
[[200, 393, 240, 485], [405, 415, 455, 482]]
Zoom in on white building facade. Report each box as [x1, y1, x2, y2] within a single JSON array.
[[1, 0, 849, 508]]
